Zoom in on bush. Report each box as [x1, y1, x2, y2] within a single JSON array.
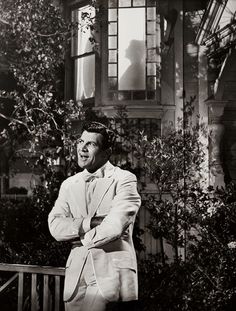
[[137, 184, 236, 311], [0, 186, 70, 267], [6, 187, 28, 194], [134, 103, 236, 310]]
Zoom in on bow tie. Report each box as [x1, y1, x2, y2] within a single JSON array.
[[82, 170, 104, 182]]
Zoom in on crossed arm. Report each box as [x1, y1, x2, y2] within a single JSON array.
[[48, 173, 141, 248], [81, 176, 141, 248], [90, 216, 105, 228]]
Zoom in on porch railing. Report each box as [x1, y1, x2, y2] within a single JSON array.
[[0, 263, 65, 311]]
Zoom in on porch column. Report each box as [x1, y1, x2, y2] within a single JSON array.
[[198, 45, 209, 187], [206, 100, 227, 187]]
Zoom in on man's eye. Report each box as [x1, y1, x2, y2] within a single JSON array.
[[88, 142, 97, 147], [77, 139, 83, 145]]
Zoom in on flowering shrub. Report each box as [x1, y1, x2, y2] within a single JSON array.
[[135, 116, 236, 310]]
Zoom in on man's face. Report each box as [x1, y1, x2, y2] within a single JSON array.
[[77, 130, 108, 173]]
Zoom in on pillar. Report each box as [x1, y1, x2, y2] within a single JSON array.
[[206, 100, 227, 187]]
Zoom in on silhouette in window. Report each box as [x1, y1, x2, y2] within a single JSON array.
[[119, 39, 145, 90]]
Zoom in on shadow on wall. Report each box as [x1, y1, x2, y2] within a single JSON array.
[[119, 39, 145, 90]]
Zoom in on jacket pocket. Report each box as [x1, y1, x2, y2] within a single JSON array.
[[109, 251, 136, 271]]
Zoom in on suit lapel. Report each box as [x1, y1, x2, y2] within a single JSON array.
[[89, 162, 116, 216], [70, 175, 88, 217], [89, 177, 114, 216]]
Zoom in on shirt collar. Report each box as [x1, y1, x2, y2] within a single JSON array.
[[82, 161, 111, 181]]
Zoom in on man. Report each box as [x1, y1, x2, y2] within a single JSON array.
[[48, 122, 141, 311]]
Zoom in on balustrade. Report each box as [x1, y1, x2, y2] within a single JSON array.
[[0, 263, 65, 311]]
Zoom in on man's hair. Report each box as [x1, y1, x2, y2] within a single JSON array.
[[82, 121, 116, 150]]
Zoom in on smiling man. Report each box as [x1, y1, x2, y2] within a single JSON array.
[[48, 122, 141, 311], [77, 128, 110, 173]]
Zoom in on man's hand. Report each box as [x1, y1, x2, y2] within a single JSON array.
[[91, 216, 105, 229]]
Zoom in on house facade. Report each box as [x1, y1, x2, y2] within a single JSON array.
[[60, 0, 236, 188], [58, 0, 236, 255], [61, 0, 236, 188], [1, 0, 236, 254]]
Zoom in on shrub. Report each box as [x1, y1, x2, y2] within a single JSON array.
[[6, 187, 28, 194], [0, 186, 70, 267], [134, 104, 236, 310]]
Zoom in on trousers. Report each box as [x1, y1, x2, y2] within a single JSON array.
[[65, 253, 108, 311]]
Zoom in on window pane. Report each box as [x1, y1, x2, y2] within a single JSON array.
[[109, 50, 117, 62], [75, 55, 95, 100], [119, 0, 131, 7], [109, 64, 117, 76], [109, 22, 117, 35], [147, 76, 156, 90], [147, 0, 155, 6], [133, 0, 145, 6], [71, 5, 95, 57], [108, 0, 117, 7], [118, 8, 146, 90], [109, 9, 118, 21], [147, 7, 156, 20], [218, 0, 236, 29], [147, 35, 156, 48], [147, 63, 156, 75], [147, 21, 156, 34], [109, 36, 117, 49], [147, 49, 156, 61], [108, 77, 118, 90]]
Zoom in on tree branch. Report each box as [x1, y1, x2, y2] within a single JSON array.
[[37, 30, 69, 37], [0, 112, 33, 134], [25, 107, 62, 132], [0, 17, 10, 26], [197, 266, 219, 290]]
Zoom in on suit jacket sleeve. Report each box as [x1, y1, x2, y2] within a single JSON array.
[[48, 179, 91, 241], [81, 171, 141, 248]]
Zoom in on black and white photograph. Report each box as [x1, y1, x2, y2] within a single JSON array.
[[1, 0, 236, 310]]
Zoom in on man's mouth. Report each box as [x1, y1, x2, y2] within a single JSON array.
[[79, 154, 88, 160]]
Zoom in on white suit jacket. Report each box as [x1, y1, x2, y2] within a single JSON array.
[[48, 161, 141, 302]]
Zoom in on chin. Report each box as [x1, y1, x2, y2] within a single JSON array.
[[78, 161, 88, 169]]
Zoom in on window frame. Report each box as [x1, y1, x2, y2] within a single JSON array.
[[67, 0, 99, 106], [105, 0, 162, 104]]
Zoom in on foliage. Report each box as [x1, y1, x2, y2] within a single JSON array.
[[6, 186, 28, 194], [0, 1, 101, 269], [0, 186, 70, 266], [0, 106, 145, 265], [135, 101, 236, 310], [137, 127, 203, 191], [138, 256, 193, 311], [0, 0, 87, 181], [184, 185, 236, 311], [0, 2, 235, 307], [138, 184, 236, 310]]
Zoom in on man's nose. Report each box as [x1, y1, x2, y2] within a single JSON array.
[[80, 143, 88, 151]]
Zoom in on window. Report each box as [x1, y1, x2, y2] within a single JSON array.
[[71, 5, 96, 102], [217, 0, 236, 29], [196, 0, 236, 56], [107, 0, 161, 101], [196, 0, 227, 45]]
